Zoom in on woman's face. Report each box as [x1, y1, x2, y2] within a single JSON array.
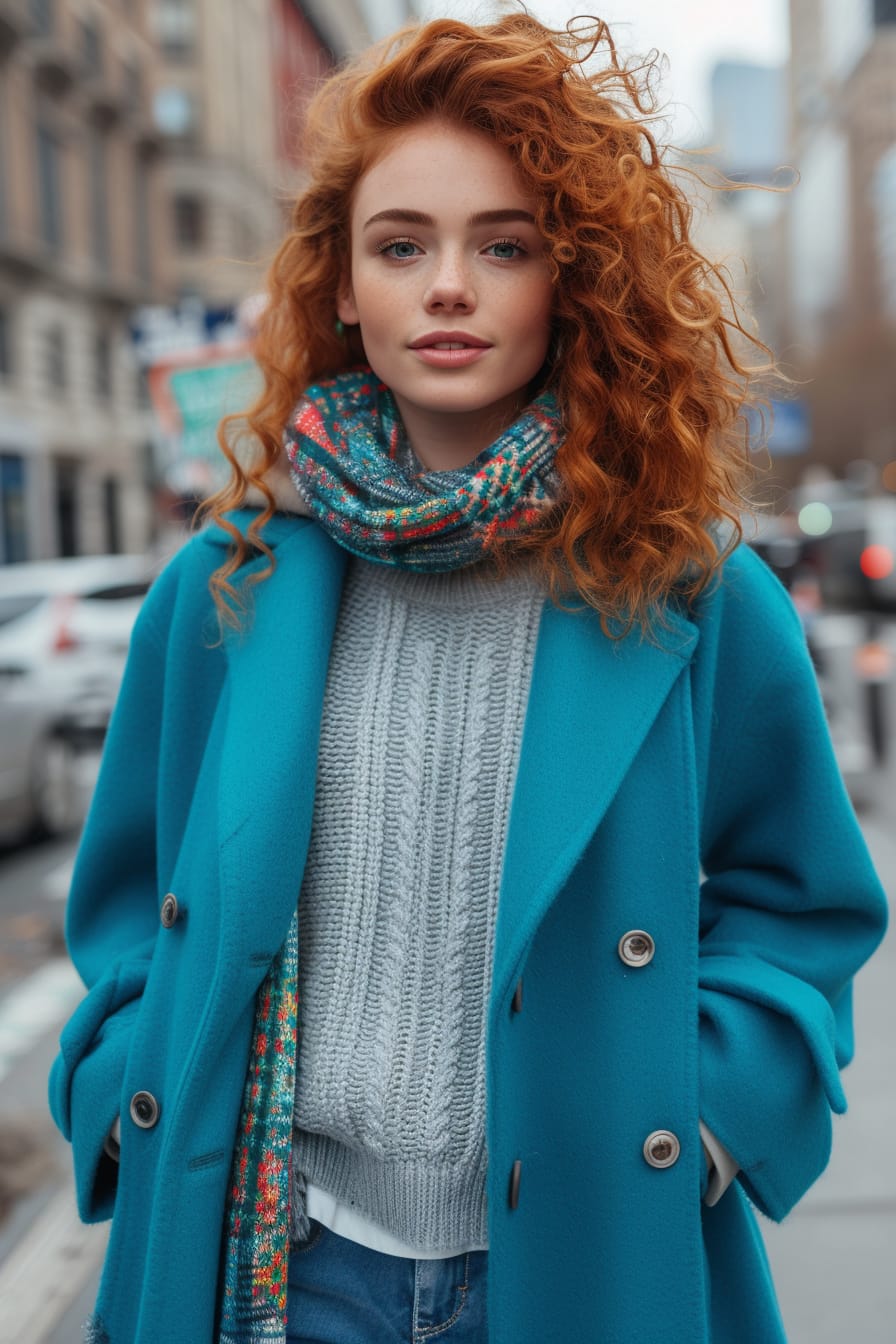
[[337, 119, 554, 469]]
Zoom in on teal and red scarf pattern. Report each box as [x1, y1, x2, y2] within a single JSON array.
[[283, 366, 563, 570], [218, 912, 299, 1344]]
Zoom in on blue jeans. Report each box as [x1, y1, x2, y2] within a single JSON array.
[[285, 1219, 489, 1343]]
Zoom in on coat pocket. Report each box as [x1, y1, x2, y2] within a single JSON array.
[[48, 953, 152, 1222]]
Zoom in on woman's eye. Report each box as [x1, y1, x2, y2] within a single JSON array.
[[379, 238, 420, 260], [486, 238, 524, 260]]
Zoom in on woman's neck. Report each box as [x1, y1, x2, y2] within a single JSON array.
[[396, 395, 526, 472]]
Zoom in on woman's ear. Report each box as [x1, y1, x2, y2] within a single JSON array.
[[336, 280, 359, 327]]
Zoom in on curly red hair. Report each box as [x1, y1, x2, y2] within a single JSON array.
[[202, 11, 771, 633]]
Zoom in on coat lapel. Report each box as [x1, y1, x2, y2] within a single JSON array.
[[217, 521, 348, 955], [492, 599, 699, 1005], [213, 514, 699, 999]]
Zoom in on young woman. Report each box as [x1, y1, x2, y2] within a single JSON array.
[[49, 13, 887, 1344]]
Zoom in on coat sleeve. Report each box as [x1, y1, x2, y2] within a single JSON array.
[[47, 590, 169, 1223], [696, 553, 888, 1223]]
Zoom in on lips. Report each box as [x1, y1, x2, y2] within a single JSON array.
[[409, 331, 491, 349]]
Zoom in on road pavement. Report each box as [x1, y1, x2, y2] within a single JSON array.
[[0, 751, 893, 1342]]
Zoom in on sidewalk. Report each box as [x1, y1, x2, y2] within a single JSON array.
[[0, 1181, 108, 1344], [761, 808, 896, 1343]]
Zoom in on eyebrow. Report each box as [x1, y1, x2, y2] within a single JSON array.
[[362, 208, 537, 230]]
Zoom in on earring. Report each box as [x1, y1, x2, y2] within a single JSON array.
[[334, 318, 345, 339]]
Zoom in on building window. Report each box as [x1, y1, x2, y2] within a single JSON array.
[[103, 476, 121, 554], [134, 153, 152, 284], [81, 17, 104, 78], [153, 86, 197, 139], [95, 330, 112, 400], [0, 305, 11, 377], [154, 0, 197, 62], [88, 130, 110, 270], [0, 72, 7, 240], [136, 363, 151, 409], [173, 193, 204, 248], [872, 146, 896, 319], [125, 57, 142, 113], [0, 454, 27, 564], [54, 458, 79, 557], [45, 324, 67, 390], [140, 439, 156, 488], [36, 124, 63, 251]]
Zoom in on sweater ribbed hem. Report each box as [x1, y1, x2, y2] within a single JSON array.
[[293, 1128, 489, 1251]]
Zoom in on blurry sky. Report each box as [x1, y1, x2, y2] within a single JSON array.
[[418, 1, 789, 145]]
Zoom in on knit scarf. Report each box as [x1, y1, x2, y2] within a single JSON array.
[[283, 365, 563, 570], [218, 912, 299, 1344]]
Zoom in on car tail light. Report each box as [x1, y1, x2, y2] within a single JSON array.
[[51, 595, 79, 653], [860, 544, 894, 580]]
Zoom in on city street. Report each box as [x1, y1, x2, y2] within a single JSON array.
[[0, 728, 894, 1342], [2, 0, 895, 1337]]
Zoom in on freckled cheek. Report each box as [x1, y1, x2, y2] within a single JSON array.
[[516, 272, 553, 322], [523, 292, 554, 356], [353, 273, 413, 339], [350, 290, 391, 343]]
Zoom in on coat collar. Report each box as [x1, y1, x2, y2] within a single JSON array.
[[214, 511, 699, 979]]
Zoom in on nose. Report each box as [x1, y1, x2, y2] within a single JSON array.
[[424, 248, 475, 312]]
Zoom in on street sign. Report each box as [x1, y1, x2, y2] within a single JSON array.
[[148, 346, 262, 485]]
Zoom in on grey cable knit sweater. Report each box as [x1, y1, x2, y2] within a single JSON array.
[[291, 554, 545, 1251]]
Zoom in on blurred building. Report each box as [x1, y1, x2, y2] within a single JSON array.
[[707, 60, 791, 357], [711, 60, 789, 184], [150, 0, 421, 306], [686, 58, 804, 469], [151, 0, 351, 307], [784, 0, 896, 483], [693, 7, 896, 491], [0, 0, 165, 563], [132, 0, 424, 520], [0, 0, 419, 565]]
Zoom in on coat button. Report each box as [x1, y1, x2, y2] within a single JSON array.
[[129, 1091, 160, 1129], [618, 930, 655, 967], [511, 978, 523, 1014], [508, 1159, 522, 1210], [643, 1130, 680, 1168], [160, 893, 179, 928]]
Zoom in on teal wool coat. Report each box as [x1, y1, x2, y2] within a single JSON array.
[[49, 512, 887, 1343]]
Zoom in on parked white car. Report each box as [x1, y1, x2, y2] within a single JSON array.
[[0, 554, 154, 842]]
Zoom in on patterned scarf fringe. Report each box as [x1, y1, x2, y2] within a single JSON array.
[[217, 911, 300, 1344]]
